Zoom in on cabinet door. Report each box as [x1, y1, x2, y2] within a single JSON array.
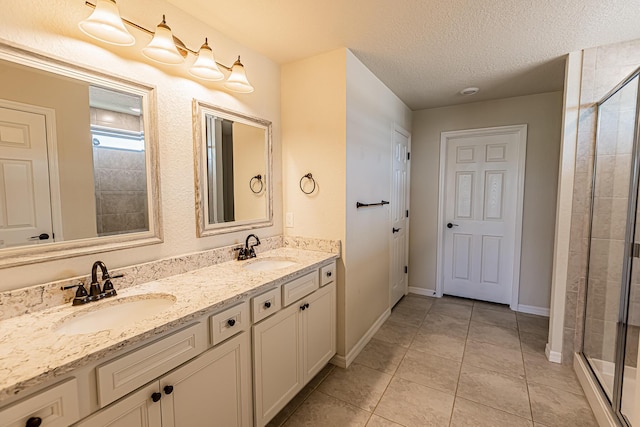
[[74, 383, 161, 427], [160, 332, 252, 427], [252, 303, 302, 427], [301, 281, 336, 383]]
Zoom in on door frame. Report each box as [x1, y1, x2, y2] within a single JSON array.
[[389, 124, 411, 306], [435, 124, 527, 309], [0, 98, 63, 242]]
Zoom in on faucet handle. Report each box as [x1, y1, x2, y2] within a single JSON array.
[[234, 246, 248, 260], [61, 283, 90, 305]]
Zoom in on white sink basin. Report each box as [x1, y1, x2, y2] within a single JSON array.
[[54, 294, 176, 335], [242, 258, 298, 272]]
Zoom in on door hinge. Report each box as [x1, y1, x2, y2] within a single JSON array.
[[633, 242, 640, 258], [407, 152, 410, 160], [404, 266, 408, 274], [406, 209, 409, 218]]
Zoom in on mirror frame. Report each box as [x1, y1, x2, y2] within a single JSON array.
[[192, 100, 273, 236], [0, 41, 162, 268]]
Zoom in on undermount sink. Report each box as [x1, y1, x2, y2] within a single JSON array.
[[242, 258, 298, 272], [54, 294, 176, 335]]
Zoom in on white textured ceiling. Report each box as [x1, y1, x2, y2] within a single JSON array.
[[167, 0, 640, 110]]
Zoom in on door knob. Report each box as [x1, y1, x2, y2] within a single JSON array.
[[28, 233, 50, 241], [392, 227, 401, 233], [446, 223, 459, 229]]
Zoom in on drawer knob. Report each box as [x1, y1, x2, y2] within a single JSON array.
[[264, 301, 272, 308], [227, 318, 236, 327], [151, 392, 162, 402], [326, 271, 332, 277], [26, 417, 42, 427], [164, 385, 174, 395]]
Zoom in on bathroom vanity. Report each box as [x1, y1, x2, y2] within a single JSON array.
[[0, 247, 338, 427]]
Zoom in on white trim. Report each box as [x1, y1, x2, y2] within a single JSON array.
[[408, 287, 437, 297], [517, 304, 550, 317], [545, 343, 563, 364], [436, 124, 528, 309], [0, 98, 63, 242], [330, 308, 390, 369], [574, 354, 618, 427]]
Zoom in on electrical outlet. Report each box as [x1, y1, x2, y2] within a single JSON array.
[[285, 212, 294, 228]]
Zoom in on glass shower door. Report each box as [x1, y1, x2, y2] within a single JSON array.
[[583, 74, 639, 408]]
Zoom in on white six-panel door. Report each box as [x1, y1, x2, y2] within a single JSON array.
[[439, 125, 526, 305], [0, 104, 53, 248]]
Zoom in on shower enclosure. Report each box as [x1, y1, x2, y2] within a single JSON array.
[[583, 68, 640, 426]]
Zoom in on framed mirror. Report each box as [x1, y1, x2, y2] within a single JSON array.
[[193, 100, 272, 236], [0, 42, 161, 267]]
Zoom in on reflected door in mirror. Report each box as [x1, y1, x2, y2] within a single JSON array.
[[0, 105, 53, 248]]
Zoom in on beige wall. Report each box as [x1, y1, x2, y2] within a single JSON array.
[[282, 48, 412, 358], [0, 61, 97, 241], [0, 0, 281, 291], [344, 50, 412, 353], [282, 49, 347, 353], [410, 92, 563, 310], [232, 123, 267, 222]]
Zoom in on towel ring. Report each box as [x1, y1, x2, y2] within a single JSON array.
[[250, 174, 264, 194], [299, 173, 316, 195]]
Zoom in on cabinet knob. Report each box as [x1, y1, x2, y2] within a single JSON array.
[[264, 301, 271, 308], [164, 385, 174, 395], [26, 417, 42, 427], [326, 271, 332, 277], [227, 318, 236, 327], [300, 302, 310, 311], [151, 392, 162, 402]]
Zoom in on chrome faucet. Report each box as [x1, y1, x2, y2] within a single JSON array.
[[61, 261, 123, 305], [235, 234, 261, 260]]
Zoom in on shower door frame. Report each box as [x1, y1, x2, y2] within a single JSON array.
[[582, 66, 640, 427]]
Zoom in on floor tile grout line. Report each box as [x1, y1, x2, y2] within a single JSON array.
[[517, 319, 536, 423]]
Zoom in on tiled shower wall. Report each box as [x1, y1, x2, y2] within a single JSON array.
[[564, 39, 640, 365], [91, 108, 148, 236]]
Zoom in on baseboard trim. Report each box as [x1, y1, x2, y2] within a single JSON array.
[[408, 287, 437, 297], [517, 304, 550, 317], [574, 353, 618, 427], [545, 343, 562, 364], [330, 308, 391, 369]]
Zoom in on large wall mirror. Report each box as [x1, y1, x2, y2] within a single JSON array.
[[0, 43, 161, 267], [193, 100, 272, 236]]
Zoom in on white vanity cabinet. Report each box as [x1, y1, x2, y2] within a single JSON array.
[[253, 263, 336, 427], [74, 303, 252, 427]]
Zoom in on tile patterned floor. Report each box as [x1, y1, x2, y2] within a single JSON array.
[[266, 295, 598, 427]]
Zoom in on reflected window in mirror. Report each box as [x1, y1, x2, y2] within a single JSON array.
[[193, 100, 272, 236], [0, 44, 161, 267]]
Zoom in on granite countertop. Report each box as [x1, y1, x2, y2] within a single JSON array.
[[0, 247, 338, 403]]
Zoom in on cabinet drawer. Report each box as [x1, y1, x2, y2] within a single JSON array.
[[1, 378, 80, 427], [96, 323, 206, 407], [252, 288, 281, 323], [211, 302, 249, 345], [282, 271, 318, 306], [320, 262, 336, 287]]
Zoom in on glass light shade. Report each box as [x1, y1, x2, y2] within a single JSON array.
[[78, 0, 135, 46], [189, 40, 224, 81], [142, 17, 184, 64], [224, 57, 254, 93]]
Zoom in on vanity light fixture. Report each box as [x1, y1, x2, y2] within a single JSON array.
[[78, 0, 135, 46], [142, 15, 184, 64], [189, 38, 225, 81], [224, 57, 254, 93], [79, 2, 254, 93]]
